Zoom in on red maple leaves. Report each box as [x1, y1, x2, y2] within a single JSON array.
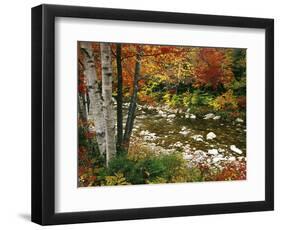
[[194, 48, 234, 89]]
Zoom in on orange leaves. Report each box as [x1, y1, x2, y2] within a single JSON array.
[[194, 48, 234, 89], [138, 93, 156, 106]]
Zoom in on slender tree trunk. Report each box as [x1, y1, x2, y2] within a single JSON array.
[[80, 42, 106, 155], [78, 57, 88, 122], [100, 43, 116, 166], [116, 44, 123, 152], [123, 51, 142, 150], [78, 94, 88, 122]]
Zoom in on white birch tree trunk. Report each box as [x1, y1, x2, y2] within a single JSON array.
[[78, 94, 88, 122], [100, 43, 116, 166], [80, 42, 106, 155]]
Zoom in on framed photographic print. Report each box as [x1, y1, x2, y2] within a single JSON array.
[[31, 4, 274, 225]]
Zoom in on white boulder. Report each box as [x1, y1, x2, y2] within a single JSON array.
[[139, 130, 150, 136], [194, 150, 207, 157], [235, 118, 244, 123], [228, 156, 236, 162], [191, 135, 204, 142], [190, 114, 196, 119], [238, 156, 245, 161], [158, 110, 166, 116], [173, 141, 183, 148], [212, 157, 223, 163], [230, 145, 243, 154], [179, 130, 190, 136], [206, 132, 216, 140], [203, 113, 215, 119], [167, 114, 176, 118], [218, 148, 225, 153], [208, 149, 219, 155], [213, 116, 221, 120], [182, 153, 193, 160]]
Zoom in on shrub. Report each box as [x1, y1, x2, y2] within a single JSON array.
[[158, 153, 188, 182], [209, 89, 238, 111], [182, 92, 192, 107], [102, 172, 131, 186], [107, 151, 196, 184]]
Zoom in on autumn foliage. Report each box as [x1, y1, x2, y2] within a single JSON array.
[[78, 42, 246, 187]]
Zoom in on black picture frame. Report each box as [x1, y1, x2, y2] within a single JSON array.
[[31, 4, 274, 225]]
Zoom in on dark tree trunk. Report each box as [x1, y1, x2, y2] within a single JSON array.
[[123, 51, 142, 151], [116, 44, 123, 152]]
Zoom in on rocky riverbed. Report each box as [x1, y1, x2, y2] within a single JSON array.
[[125, 103, 246, 169]]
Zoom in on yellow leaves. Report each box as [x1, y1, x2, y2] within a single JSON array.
[[103, 172, 131, 186], [209, 89, 238, 111], [147, 177, 167, 184]]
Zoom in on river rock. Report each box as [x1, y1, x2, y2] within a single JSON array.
[[230, 145, 243, 154], [212, 156, 224, 163], [206, 132, 216, 140], [228, 156, 236, 162], [190, 114, 196, 119], [191, 135, 204, 142], [194, 155, 204, 163], [139, 130, 150, 136], [208, 149, 219, 155], [158, 110, 167, 117], [183, 144, 191, 151], [203, 113, 215, 119], [218, 148, 225, 153], [237, 156, 245, 161], [235, 118, 244, 123], [173, 141, 183, 148], [182, 153, 193, 160], [194, 150, 206, 157], [179, 130, 190, 136], [143, 135, 157, 141], [167, 114, 176, 118], [140, 130, 158, 141], [213, 116, 221, 120]]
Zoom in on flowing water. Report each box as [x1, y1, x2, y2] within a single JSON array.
[[129, 105, 246, 158]]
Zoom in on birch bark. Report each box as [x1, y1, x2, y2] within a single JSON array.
[[100, 43, 116, 166], [80, 42, 106, 155]]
